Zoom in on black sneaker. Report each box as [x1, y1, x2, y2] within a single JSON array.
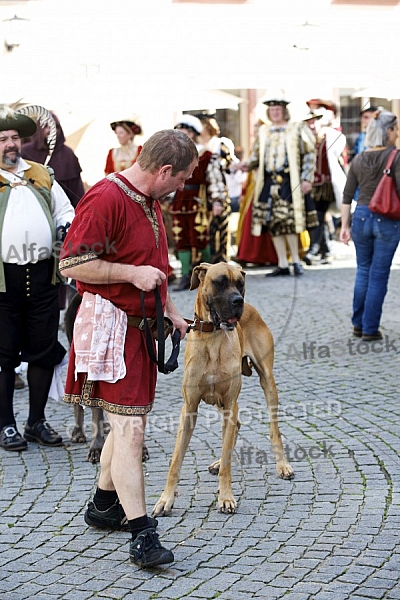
[[0, 425, 27, 451], [129, 527, 174, 568], [84, 500, 158, 531], [24, 419, 63, 446]]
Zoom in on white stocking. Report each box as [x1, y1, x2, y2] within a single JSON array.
[[285, 234, 300, 264], [271, 235, 289, 269]]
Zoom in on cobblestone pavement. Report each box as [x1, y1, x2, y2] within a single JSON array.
[[1, 241, 400, 600]]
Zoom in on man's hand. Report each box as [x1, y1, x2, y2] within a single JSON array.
[[130, 266, 166, 292], [165, 293, 189, 339], [300, 181, 312, 195]]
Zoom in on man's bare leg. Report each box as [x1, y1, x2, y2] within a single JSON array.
[[98, 413, 146, 519]]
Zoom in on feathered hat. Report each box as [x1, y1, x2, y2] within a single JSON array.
[[0, 104, 57, 165], [174, 114, 203, 136], [110, 117, 142, 136], [261, 89, 290, 107]]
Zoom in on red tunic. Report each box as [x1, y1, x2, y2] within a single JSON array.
[[60, 174, 168, 415]]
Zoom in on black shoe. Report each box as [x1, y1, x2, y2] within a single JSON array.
[[266, 267, 291, 277], [293, 263, 304, 276], [14, 374, 25, 389], [84, 500, 158, 531], [303, 252, 314, 266], [129, 527, 174, 568], [172, 274, 191, 292], [24, 419, 63, 446], [0, 425, 27, 451], [353, 326, 362, 338], [362, 331, 383, 342]]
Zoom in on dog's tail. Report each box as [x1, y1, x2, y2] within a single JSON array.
[[64, 292, 82, 346]]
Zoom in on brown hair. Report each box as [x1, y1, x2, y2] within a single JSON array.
[[137, 129, 198, 175]]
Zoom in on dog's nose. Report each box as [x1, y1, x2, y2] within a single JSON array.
[[231, 294, 244, 308]]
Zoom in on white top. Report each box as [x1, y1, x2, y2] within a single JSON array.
[[1, 158, 75, 264]]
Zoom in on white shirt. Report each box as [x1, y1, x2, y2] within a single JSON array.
[[1, 158, 75, 264]]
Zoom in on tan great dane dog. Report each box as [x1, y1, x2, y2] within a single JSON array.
[[153, 262, 293, 516]]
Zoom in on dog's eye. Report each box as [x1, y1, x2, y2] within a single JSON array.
[[236, 280, 245, 292], [214, 276, 228, 289]]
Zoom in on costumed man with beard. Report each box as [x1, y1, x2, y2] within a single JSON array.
[[0, 105, 74, 451], [170, 114, 229, 291], [236, 94, 316, 276]]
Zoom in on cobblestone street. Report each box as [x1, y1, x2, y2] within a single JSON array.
[[1, 241, 400, 600]]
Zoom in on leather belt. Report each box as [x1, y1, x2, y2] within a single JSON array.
[[127, 314, 173, 340], [127, 315, 156, 331]]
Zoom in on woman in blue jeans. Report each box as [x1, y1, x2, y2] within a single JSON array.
[[341, 109, 400, 341]]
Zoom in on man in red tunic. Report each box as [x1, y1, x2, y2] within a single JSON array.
[[59, 129, 198, 568]]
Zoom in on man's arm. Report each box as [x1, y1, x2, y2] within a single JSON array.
[[165, 293, 188, 339], [60, 258, 166, 293], [51, 179, 75, 228]]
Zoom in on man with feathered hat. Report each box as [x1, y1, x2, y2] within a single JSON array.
[[0, 105, 74, 451], [236, 93, 316, 276]]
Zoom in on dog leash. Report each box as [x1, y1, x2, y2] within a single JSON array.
[[140, 288, 181, 374]]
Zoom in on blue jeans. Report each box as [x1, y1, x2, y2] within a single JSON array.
[[351, 205, 400, 334]]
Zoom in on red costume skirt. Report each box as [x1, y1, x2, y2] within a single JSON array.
[[63, 326, 157, 416], [236, 203, 278, 265]]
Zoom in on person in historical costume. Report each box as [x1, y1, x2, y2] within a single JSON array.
[[303, 109, 347, 265], [104, 117, 142, 175], [236, 96, 317, 276], [0, 105, 74, 451], [22, 112, 85, 208], [170, 114, 229, 291], [196, 111, 232, 264], [59, 129, 196, 568]]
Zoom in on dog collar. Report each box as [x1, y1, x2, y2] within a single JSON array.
[[186, 316, 220, 333]]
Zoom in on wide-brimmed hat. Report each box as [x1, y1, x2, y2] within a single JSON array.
[[110, 118, 142, 136], [0, 106, 37, 138], [262, 98, 290, 107], [174, 114, 203, 135], [260, 88, 290, 107], [306, 98, 336, 112], [303, 110, 324, 122]]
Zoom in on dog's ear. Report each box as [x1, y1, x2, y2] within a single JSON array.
[[190, 263, 211, 290]]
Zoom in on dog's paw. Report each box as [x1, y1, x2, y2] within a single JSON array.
[[70, 426, 86, 444], [208, 459, 220, 475], [277, 461, 295, 480], [218, 495, 237, 514], [152, 494, 175, 517], [142, 443, 150, 462], [87, 448, 102, 464]]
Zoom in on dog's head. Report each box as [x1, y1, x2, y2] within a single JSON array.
[[190, 262, 246, 330]]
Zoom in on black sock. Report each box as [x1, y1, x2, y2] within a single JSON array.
[[93, 487, 118, 511], [0, 367, 16, 429], [129, 515, 150, 538]]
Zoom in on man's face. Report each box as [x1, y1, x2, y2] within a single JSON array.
[[155, 159, 198, 200], [0, 129, 22, 169], [361, 111, 374, 132], [268, 105, 285, 124]]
